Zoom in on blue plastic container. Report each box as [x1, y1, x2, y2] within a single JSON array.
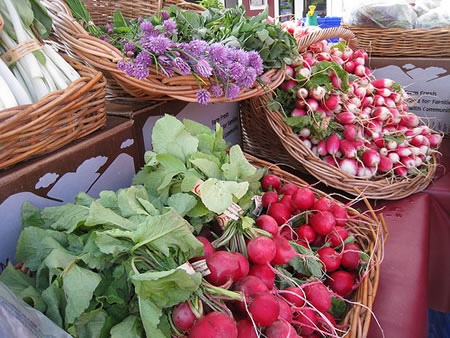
[[316, 16, 342, 42]]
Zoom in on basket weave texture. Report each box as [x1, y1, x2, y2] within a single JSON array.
[[241, 93, 437, 200], [342, 24, 450, 57], [247, 153, 387, 338], [0, 58, 107, 170], [42, 0, 286, 104]]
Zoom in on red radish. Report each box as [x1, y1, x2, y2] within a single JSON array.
[[317, 52, 331, 61], [271, 235, 297, 265], [294, 307, 317, 336], [331, 75, 342, 89], [323, 94, 339, 110], [285, 65, 294, 78], [353, 139, 364, 150], [331, 56, 344, 65], [310, 211, 336, 235], [277, 298, 294, 323], [385, 97, 396, 108], [262, 174, 281, 191], [339, 139, 357, 158], [341, 243, 361, 270], [376, 88, 392, 97], [191, 236, 216, 261], [295, 99, 306, 109], [354, 86, 367, 99], [189, 312, 238, 338], [237, 319, 258, 338], [311, 234, 326, 247], [373, 95, 385, 107], [311, 86, 326, 101], [426, 134, 442, 147], [280, 195, 297, 214], [354, 49, 368, 61], [358, 165, 374, 178], [304, 282, 332, 313], [353, 57, 365, 66], [327, 226, 349, 247], [379, 147, 388, 157], [336, 111, 356, 124], [343, 125, 357, 141], [296, 87, 308, 99], [233, 275, 269, 298], [262, 191, 279, 208], [331, 48, 343, 58], [248, 292, 280, 327], [371, 78, 393, 89], [313, 197, 333, 211], [172, 301, 198, 333], [296, 67, 311, 78], [265, 320, 298, 338], [283, 80, 297, 92], [394, 163, 408, 177], [373, 135, 385, 148], [372, 107, 390, 121], [280, 226, 296, 240], [296, 225, 316, 243], [367, 120, 382, 135], [339, 158, 358, 176], [291, 108, 306, 117], [317, 312, 337, 335], [365, 83, 375, 95], [303, 57, 315, 67], [326, 134, 340, 155], [317, 247, 341, 272], [323, 156, 338, 167], [354, 64, 366, 77], [401, 113, 419, 128], [361, 96, 374, 108], [396, 147, 412, 157], [342, 48, 354, 61], [205, 251, 241, 286], [344, 61, 355, 73], [390, 92, 402, 104], [291, 187, 315, 211], [362, 149, 381, 167], [279, 183, 299, 196], [401, 156, 415, 169], [247, 236, 276, 265], [306, 98, 319, 112], [327, 270, 355, 297], [378, 155, 393, 173], [232, 252, 250, 279], [249, 264, 275, 290], [329, 205, 352, 227], [387, 139, 398, 151], [268, 202, 291, 225], [281, 286, 305, 307]]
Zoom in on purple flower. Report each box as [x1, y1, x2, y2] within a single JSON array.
[[158, 55, 173, 77], [163, 19, 177, 34], [187, 40, 207, 57], [105, 23, 113, 34], [214, 65, 228, 81], [230, 48, 249, 67], [226, 83, 241, 100], [123, 61, 136, 77], [197, 89, 210, 105], [133, 63, 150, 79], [194, 58, 212, 78], [207, 43, 229, 63], [100, 35, 111, 43], [138, 17, 144, 23], [135, 51, 153, 67], [152, 36, 171, 54], [160, 10, 170, 20], [229, 62, 245, 81], [237, 67, 257, 87], [124, 42, 136, 53], [210, 84, 223, 97], [140, 21, 153, 33], [173, 57, 191, 75], [248, 51, 264, 75], [117, 59, 126, 71]]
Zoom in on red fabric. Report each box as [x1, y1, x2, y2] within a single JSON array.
[[368, 193, 430, 338]]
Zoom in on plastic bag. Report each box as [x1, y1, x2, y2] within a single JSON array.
[[342, 0, 418, 29], [414, 0, 444, 17], [415, 6, 450, 29], [0, 282, 72, 338]]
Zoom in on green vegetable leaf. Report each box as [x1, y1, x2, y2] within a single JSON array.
[[289, 242, 322, 277], [42, 203, 89, 233], [257, 29, 269, 42], [95, 232, 133, 256], [30, 0, 53, 38], [64, 264, 102, 325], [132, 269, 202, 308], [85, 201, 138, 231], [113, 9, 128, 28], [111, 315, 143, 338], [198, 178, 249, 213], [221, 144, 256, 181], [166, 193, 197, 217], [0, 262, 35, 295], [71, 308, 110, 338], [329, 296, 347, 318], [181, 169, 202, 192], [138, 297, 166, 338], [190, 158, 220, 178], [42, 281, 66, 328]]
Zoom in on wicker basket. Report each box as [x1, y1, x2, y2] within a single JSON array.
[[247, 153, 387, 338], [296, 26, 359, 52], [0, 57, 107, 171], [241, 92, 437, 200], [342, 25, 450, 57], [41, 0, 286, 104]]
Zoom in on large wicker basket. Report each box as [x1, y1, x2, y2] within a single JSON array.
[[41, 0, 285, 104], [247, 153, 387, 337], [342, 25, 450, 57], [0, 57, 107, 171], [241, 92, 437, 200]]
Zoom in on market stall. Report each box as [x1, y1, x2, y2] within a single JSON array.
[[0, 0, 448, 337]]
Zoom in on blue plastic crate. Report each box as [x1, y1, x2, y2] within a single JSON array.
[[313, 17, 342, 43], [428, 309, 450, 338]]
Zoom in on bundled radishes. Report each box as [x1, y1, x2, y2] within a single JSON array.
[[275, 27, 442, 180], [172, 173, 376, 337]]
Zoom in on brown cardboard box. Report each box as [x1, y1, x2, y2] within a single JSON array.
[[0, 117, 139, 263], [369, 57, 450, 133]]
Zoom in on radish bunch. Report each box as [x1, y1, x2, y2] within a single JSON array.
[[276, 31, 442, 180], [172, 173, 370, 337]]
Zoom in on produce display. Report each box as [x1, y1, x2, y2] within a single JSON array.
[[0, 0, 81, 109], [269, 26, 442, 180], [64, 0, 298, 104], [0, 115, 382, 337]]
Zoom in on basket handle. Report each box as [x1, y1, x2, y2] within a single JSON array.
[[297, 26, 359, 52]]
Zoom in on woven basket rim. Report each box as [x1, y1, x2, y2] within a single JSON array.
[[43, 0, 286, 102]]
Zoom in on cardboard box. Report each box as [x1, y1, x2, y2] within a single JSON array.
[[0, 117, 140, 264], [369, 57, 450, 133], [109, 100, 242, 167]]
